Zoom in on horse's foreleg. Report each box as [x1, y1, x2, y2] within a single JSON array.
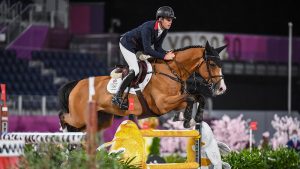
[[194, 95, 205, 123], [183, 96, 195, 128], [157, 94, 195, 128], [170, 95, 195, 128]]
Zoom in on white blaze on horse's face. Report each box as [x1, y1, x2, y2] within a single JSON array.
[[214, 69, 227, 96]]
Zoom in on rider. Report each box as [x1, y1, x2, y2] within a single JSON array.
[[112, 6, 176, 109]]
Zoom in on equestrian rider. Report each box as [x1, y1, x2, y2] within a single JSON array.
[[112, 6, 176, 109]]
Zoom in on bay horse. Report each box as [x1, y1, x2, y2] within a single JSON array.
[[58, 41, 227, 132]]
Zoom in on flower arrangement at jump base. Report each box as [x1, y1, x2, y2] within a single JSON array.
[[211, 114, 250, 150]]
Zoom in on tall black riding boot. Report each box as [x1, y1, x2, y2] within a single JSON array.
[[112, 70, 135, 110]]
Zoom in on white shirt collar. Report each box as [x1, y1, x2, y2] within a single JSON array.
[[157, 22, 164, 37]]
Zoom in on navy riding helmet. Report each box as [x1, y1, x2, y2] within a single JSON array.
[[156, 6, 176, 19]]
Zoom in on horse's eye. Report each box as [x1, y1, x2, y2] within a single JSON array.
[[209, 63, 216, 67]]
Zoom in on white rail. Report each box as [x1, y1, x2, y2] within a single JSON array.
[[0, 132, 86, 144]]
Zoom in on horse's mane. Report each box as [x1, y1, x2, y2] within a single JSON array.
[[173, 45, 203, 52], [148, 45, 204, 64]]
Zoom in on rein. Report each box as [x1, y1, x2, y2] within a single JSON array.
[[155, 60, 186, 93], [154, 52, 224, 94]]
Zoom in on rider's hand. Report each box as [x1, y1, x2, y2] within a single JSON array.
[[164, 52, 175, 60]]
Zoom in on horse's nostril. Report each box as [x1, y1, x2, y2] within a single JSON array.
[[219, 87, 223, 92]]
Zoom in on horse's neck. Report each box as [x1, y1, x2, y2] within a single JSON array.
[[172, 48, 204, 80], [150, 48, 203, 81]]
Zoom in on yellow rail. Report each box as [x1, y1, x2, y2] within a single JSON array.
[[101, 120, 211, 169], [140, 129, 200, 138], [146, 162, 199, 169]]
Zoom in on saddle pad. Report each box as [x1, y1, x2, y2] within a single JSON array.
[[107, 60, 152, 94]]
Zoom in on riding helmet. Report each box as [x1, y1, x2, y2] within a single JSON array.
[[156, 6, 176, 19]]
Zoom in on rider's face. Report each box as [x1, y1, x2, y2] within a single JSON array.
[[159, 17, 173, 30]]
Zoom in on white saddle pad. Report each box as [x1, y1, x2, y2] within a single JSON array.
[[107, 60, 152, 94]]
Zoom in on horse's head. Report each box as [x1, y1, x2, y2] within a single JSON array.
[[164, 42, 227, 96], [197, 41, 227, 96]]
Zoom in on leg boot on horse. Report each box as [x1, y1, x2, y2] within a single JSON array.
[[171, 98, 194, 127], [194, 95, 205, 123], [112, 69, 135, 110], [183, 96, 196, 128]]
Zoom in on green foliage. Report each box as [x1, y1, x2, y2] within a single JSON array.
[[265, 147, 300, 169], [97, 149, 140, 169], [18, 143, 300, 169], [149, 137, 160, 156], [223, 149, 267, 169], [18, 144, 140, 169], [223, 148, 300, 169], [163, 154, 187, 163], [19, 143, 70, 169]]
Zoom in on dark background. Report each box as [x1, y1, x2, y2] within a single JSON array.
[[71, 0, 299, 36], [70, 0, 300, 112]]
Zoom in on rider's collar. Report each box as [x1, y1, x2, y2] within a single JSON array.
[[154, 21, 159, 30], [157, 22, 164, 36]]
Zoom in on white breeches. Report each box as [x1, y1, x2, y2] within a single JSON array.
[[119, 43, 139, 76]]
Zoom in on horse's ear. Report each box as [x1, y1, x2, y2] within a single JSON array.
[[205, 41, 212, 51], [215, 45, 227, 54]]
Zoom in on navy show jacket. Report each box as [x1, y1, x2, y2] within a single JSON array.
[[120, 20, 168, 59]]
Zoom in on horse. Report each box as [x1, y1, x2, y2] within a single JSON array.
[[58, 41, 227, 132]]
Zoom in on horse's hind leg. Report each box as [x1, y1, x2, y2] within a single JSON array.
[[173, 111, 186, 122], [60, 112, 86, 132], [61, 110, 114, 133], [59, 111, 68, 132], [173, 111, 181, 121], [98, 111, 114, 131]]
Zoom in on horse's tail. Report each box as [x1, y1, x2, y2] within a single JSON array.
[[58, 80, 79, 131], [58, 80, 79, 113]]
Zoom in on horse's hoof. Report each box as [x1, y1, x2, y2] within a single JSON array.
[[189, 118, 196, 127], [183, 121, 191, 128], [194, 113, 203, 123]]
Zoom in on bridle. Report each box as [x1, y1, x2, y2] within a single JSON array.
[[155, 50, 224, 94], [197, 53, 224, 86]]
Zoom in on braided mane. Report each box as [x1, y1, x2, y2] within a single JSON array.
[[173, 45, 203, 52]]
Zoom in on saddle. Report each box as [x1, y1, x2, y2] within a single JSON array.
[[108, 59, 155, 114], [113, 61, 148, 87]]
